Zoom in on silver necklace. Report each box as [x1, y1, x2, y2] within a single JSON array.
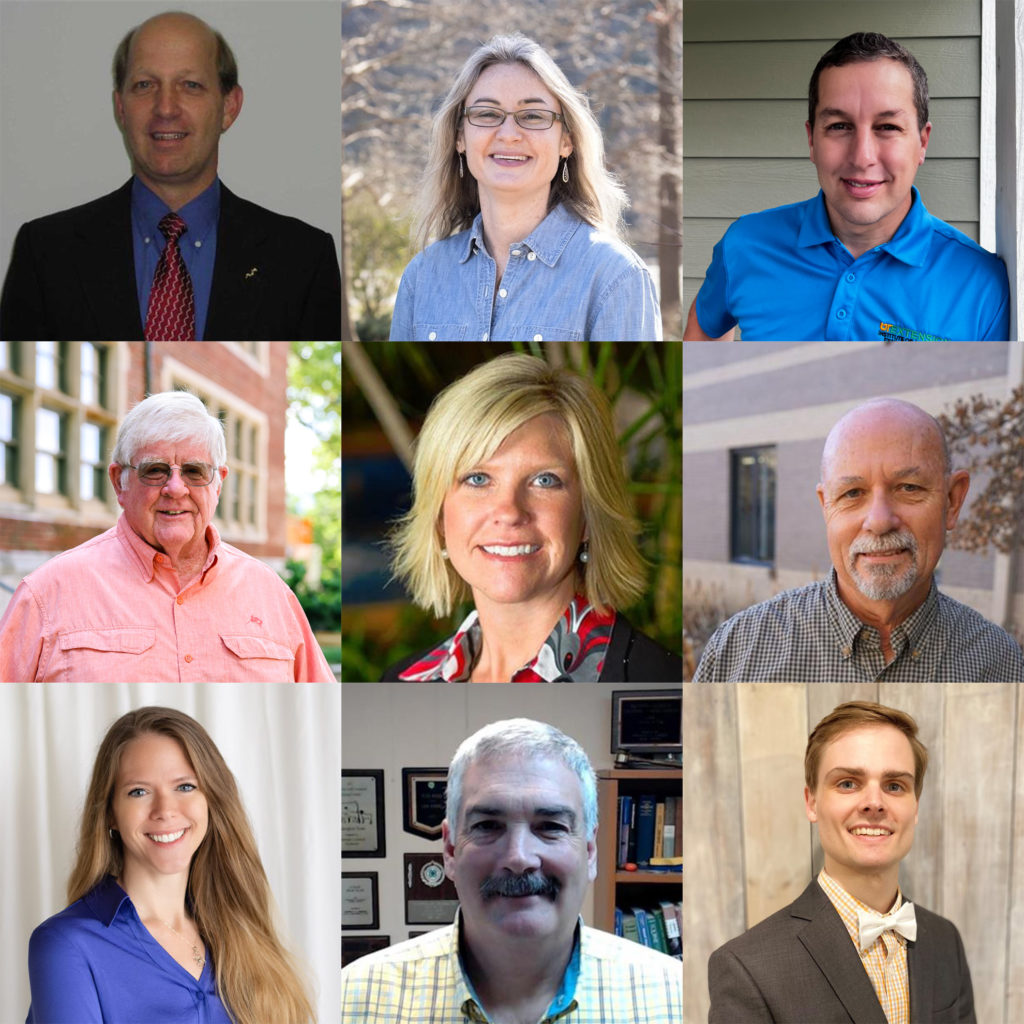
[[162, 918, 206, 969]]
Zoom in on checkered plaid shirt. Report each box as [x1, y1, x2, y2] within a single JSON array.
[[341, 913, 682, 1023], [693, 570, 1024, 682], [818, 871, 909, 1024]]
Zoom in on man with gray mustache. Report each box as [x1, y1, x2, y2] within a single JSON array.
[[341, 718, 682, 1023], [694, 398, 1024, 681]]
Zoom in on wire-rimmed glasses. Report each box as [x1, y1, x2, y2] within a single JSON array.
[[126, 460, 217, 487], [463, 105, 564, 130]]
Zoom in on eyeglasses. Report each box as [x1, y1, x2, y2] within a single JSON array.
[[127, 460, 217, 487], [463, 105, 564, 130]]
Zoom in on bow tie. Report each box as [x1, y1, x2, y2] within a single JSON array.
[[857, 901, 917, 952]]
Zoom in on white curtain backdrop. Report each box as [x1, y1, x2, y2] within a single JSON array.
[[1, 683, 340, 1024]]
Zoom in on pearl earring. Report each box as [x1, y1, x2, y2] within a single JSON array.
[[578, 542, 589, 564], [441, 548, 449, 560]]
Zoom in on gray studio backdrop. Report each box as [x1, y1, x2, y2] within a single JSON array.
[[0, 0, 341, 288]]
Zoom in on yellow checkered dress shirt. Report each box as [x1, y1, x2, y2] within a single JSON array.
[[341, 912, 682, 1023], [818, 870, 909, 1024]]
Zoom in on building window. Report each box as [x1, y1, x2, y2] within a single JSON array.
[[80, 422, 106, 501], [731, 446, 776, 564], [0, 392, 17, 486], [80, 343, 107, 408], [36, 407, 66, 495], [36, 342, 64, 392]]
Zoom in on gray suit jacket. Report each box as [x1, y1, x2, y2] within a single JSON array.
[[708, 881, 975, 1023]]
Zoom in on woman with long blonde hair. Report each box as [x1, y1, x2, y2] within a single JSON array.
[[389, 33, 661, 342], [27, 706, 314, 1023]]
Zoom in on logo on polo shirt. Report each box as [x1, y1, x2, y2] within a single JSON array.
[[878, 321, 951, 343]]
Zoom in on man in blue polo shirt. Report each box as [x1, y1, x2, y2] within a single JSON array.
[[684, 32, 1010, 341]]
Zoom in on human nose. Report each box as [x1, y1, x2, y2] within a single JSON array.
[[860, 782, 886, 812], [161, 467, 191, 497], [152, 85, 182, 119], [862, 488, 900, 534], [496, 113, 523, 140], [501, 823, 542, 872], [850, 128, 878, 170], [490, 482, 529, 523], [150, 789, 175, 818]]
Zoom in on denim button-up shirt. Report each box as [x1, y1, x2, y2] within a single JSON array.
[[389, 203, 662, 341]]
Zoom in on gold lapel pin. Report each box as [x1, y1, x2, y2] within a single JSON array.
[[245, 267, 258, 279]]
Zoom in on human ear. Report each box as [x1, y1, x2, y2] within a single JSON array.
[[804, 786, 818, 823]]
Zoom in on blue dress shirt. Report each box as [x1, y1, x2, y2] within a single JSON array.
[[27, 875, 231, 1024], [132, 178, 220, 340], [390, 203, 662, 341], [695, 187, 1010, 340]]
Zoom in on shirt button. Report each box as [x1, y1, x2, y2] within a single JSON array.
[[499, 288, 507, 298], [842, 646, 852, 657], [184, 654, 193, 663], [481, 332, 488, 340], [836, 309, 847, 320], [144, 236, 151, 244], [511, 249, 521, 256], [194, 240, 202, 248], [176, 596, 184, 605], [846, 273, 855, 283], [428, 331, 437, 340], [527, 252, 537, 261], [533, 333, 543, 341]]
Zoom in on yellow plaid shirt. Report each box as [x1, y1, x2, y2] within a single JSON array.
[[818, 870, 910, 1024], [341, 912, 682, 1023]]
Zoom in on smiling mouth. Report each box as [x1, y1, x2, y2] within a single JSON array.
[[491, 154, 531, 165], [481, 544, 540, 557], [158, 510, 190, 517], [147, 828, 187, 844], [850, 827, 892, 837], [151, 132, 188, 141]]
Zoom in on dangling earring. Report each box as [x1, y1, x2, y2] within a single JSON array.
[[578, 541, 589, 564], [562, 158, 570, 184], [108, 828, 117, 839], [459, 153, 464, 179], [441, 548, 449, 560]]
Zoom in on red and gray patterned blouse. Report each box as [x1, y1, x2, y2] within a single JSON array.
[[398, 595, 615, 682]]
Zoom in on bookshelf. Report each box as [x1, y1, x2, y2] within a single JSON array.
[[593, 769, 682, 935]]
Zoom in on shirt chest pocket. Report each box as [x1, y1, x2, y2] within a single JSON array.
[[220, 634, 295, 681], [413, 323, 468, 341], [52, 628, 157, 682]]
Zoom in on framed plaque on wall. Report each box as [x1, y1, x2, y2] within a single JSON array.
[[342, 769, 385, 858], [401, 767, 448, 839], [404, 853, 459, 924]]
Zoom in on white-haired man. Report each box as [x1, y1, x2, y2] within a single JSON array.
[[341, 718, 682, 1023], [0, 390, 333, 681]]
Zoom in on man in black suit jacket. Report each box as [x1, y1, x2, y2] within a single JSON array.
[[0, 11, 339, 341], [709, 701, 975, 1023]]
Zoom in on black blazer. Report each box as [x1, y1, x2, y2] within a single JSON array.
[[0, 179, 340, 340], [708, 880, 976, 1023], [378, 612, 683, 682]]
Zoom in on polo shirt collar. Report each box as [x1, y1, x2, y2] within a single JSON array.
[[453, 910, 582, 1022], [131, 176, 220, 248], [82, 874, 132, 927], [825, 568, 940, 663], [462, 202, 580, 268], [116, 513, 222, 583], [797, 186, 931, 267]]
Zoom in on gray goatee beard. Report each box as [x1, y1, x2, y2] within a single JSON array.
[[847, 530, 920, 601]]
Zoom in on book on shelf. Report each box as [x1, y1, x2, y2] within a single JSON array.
[[616, 900, 683, 959], [615, 794, 683, 868]]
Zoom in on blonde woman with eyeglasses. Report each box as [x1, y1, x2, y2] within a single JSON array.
[[389, 34, 661, 342]]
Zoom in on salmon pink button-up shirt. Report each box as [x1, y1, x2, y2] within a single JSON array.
[[0, 516, 335, 682]]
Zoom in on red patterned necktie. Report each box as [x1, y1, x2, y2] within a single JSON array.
[[144, 212, 196, 340]]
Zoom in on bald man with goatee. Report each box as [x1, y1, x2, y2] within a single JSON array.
[[694, 398, 1024, 682]]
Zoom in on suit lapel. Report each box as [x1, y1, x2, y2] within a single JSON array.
[[906, 904, 931, 1021], [72, 180, 142, 339], [793, 882, 889, 1024], [207, 183, 266, 339]]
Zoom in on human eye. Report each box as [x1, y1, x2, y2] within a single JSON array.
[[839, 488, 863, 500], [836, 779, 856, 790], [825, 122, 851, 132], [127, 786, 148, 798], [520, 110, 548, 126], [461, 471, 489, 487], [139, 462, 170, 483], [532, 472, 563, 488], [131, 80, 153, 92], [538, 820, 569, 834], [471, 107, 503, 126], [176, 782, 198, 792], [183, 80, 204, 90], [183, 463, 212, 484], [877, 123, 902, 132], [897, 483, 922, 492], [885, 780, 907, 792], [471, 819, 501, 833]]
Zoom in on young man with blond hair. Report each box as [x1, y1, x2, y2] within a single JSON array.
[[709, 701, 975, 1023]]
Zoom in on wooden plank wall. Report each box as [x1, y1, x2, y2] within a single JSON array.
[[684, 682, 1023, 1024], [683, 0, 983, 318]]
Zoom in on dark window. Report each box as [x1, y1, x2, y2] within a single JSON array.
[[0, 391, 17, 486], [731, 446, 776, 564]]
